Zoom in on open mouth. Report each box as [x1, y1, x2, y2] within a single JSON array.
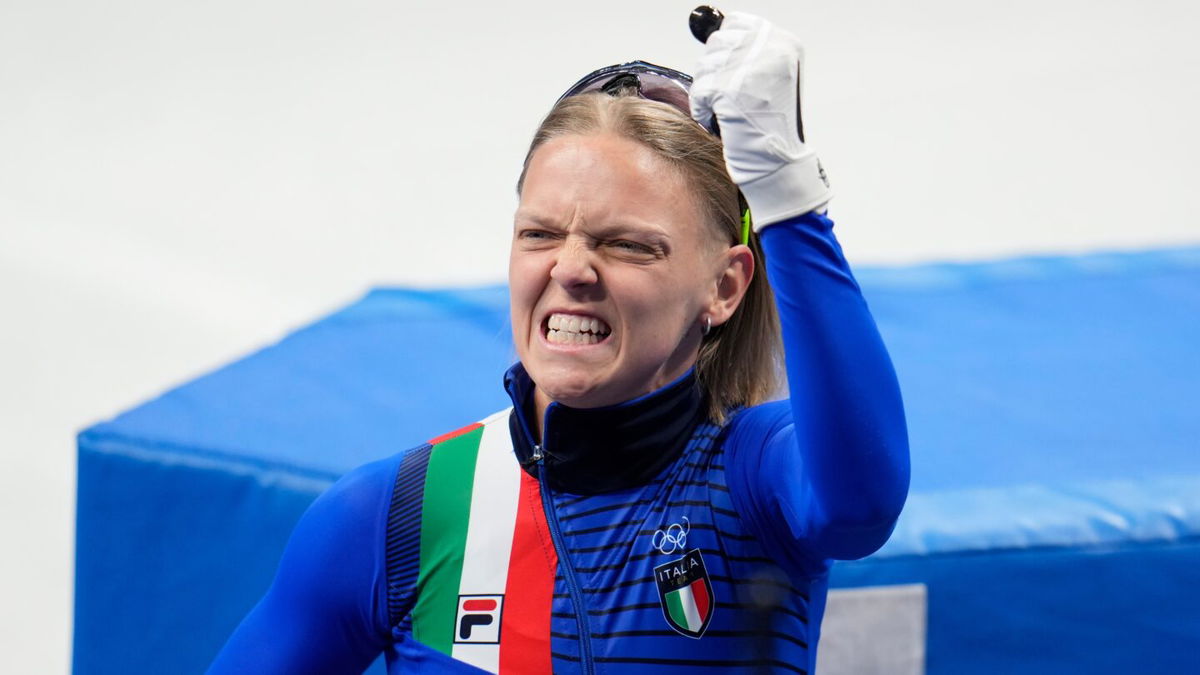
[[543, 312, 613, 345]]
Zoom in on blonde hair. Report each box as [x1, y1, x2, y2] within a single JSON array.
[[517, 93, 782, 422]]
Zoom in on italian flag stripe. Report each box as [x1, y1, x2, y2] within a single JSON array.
[[499, 470, 557, 673], [450, 414, 524, 670], [427, 421, 484, 446], [411, 410, 556, 673], [411, 422, 485, 653], [666, 578, 710, 633]]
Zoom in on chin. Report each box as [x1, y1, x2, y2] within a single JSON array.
[[531, 359, 640, 408], [535, 372, 608, 408]]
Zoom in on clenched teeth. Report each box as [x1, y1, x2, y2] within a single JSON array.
[[547, 330, 602, 344], [546, 312, 611, 344]]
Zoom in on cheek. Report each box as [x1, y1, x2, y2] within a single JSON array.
[[620, 274, 696, 336], [650, 270, 709, 335], [662, 260, 710, 306], [508, 254, 546, 326]]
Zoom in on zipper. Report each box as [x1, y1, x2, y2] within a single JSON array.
[[521, 404, 595, 675], [537, 459, 595, 675]]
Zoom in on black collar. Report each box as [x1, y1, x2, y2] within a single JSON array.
[[503, 362, 707, 494]]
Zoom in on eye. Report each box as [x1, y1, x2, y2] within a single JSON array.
[[517, 229, 561, 245], [609, 239, 655, 254]]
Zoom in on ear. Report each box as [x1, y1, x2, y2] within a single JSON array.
[[706, 244, 755, 327]]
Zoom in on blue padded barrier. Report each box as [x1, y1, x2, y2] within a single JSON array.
[[75, 247, 1200, 673]]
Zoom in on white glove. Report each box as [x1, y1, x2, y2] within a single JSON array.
[[690, 12, 832, 228]]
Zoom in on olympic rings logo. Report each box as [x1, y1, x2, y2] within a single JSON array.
[[652, 516, 691, 555]]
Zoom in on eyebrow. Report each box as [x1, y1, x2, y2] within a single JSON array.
[[515, 211, 671, 240], [592, 222, 671, 242], [513, 211, 562, 229]]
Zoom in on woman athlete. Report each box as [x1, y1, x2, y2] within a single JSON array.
[[209, 10, 909, 674]]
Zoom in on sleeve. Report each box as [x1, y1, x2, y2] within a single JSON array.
[[206, 455, 400, 674], [725, 210, 911, 573]]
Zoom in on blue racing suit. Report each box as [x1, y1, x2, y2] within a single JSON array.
[[208, 210, 910, 674]]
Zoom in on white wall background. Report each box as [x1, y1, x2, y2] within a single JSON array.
[[2, 0, 1197, 671]]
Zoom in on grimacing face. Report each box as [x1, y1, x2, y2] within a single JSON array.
[[509, 132, 753, 420]]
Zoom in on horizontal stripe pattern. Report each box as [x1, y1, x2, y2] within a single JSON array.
[[546, 420, 815, 673]]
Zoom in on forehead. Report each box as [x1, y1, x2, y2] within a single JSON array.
[[519, 133, 706, 236]]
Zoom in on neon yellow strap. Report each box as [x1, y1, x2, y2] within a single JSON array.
[[741, 208, 752, 246]]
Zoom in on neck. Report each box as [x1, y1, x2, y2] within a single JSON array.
[[504, 363, 708, 494], [529, 364, 701, 440]]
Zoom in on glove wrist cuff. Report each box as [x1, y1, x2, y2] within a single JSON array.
[[740, 152, 832, 230]]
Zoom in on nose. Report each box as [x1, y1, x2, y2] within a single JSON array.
[[550, 238, 599, 288]]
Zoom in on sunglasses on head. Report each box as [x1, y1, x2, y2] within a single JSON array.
[[557, 60, 750, 245], [557, 61, 718, 136]]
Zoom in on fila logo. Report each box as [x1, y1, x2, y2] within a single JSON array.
[[454, 595, 504, 644]]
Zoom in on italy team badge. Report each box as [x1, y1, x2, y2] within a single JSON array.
[[654, 548, 714, 638]]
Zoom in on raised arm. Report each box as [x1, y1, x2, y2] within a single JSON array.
[[207, 456, 398, 674], [741, 211, 910, 564], [691, 12, 910, 572]]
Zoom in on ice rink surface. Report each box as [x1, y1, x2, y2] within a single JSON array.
[[2, 0, 1198, 671]]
